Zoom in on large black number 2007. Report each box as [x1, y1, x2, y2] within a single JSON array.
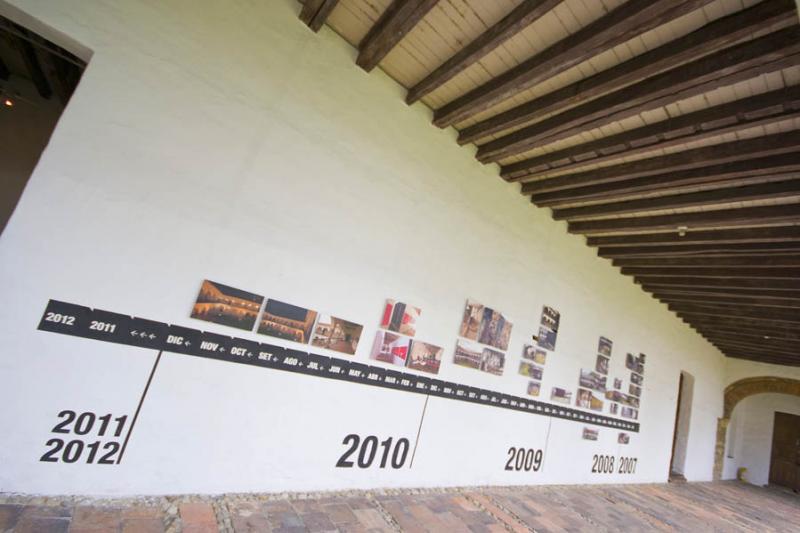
[[336, 434, 410, 469]]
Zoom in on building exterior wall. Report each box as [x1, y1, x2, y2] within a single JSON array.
[[0, 0, 786, 496]]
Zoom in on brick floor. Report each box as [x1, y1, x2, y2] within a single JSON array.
[[0, 481, 797, 532]]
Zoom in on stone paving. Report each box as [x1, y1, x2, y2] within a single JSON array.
[[1, 481, 798, 532]]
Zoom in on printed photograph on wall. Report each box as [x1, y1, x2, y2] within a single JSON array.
[[579, 369, 607, 393], [454, 339, 483, 369], [458, 300, 484, 340], [582, 427, 598, 441], [527, 381, 540, 397], [522, 344, 547, 365], [479, 347, 506, 376], [577, 388, 592, 408], [629, 384, 642, 397], [621, 407, 639, 420], [537, 325, 558, 351], [258, 299, 318, 343], [380, 299, 421, 337], [551, 387, 572, 404], [595, 355, 609, 375], [614, 378, 622, 390], [542, 306, 560, 332], [610, 402, 619, 415], [407, 341, 443, 374], [477, 307, 512, 351], [598, 336, 612, 357], [190, 280, 264, 331], [519, 361, 543, 380], [370, 330, 411, 367], [625, 353, 638, 371], [618, 432, 630, 445], [631, 372, 643, 385], [310, 315, 363, 355], [590, 395, 604, 412]]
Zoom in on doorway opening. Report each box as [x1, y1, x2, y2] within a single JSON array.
[[669, 371, 694, 481], [769, 411, 800, 491], [0, 13, 86, 235]]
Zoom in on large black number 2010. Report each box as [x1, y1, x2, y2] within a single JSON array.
[[336, 434, 410, 469]]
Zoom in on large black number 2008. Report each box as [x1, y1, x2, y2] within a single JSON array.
[[336, 434, 410, 469]]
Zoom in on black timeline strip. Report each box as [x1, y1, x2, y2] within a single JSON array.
[[37, 299, 640, 432]]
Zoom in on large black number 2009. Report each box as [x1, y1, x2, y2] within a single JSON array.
[[336, 434, 410, 469], [504, 447, 543, 472]]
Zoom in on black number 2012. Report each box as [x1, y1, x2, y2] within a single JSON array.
[[504, 447, 543, 472], [336, 434, 410, 469], [40, 439, 120, 464]]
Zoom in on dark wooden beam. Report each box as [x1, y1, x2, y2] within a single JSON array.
[[432, 0, 713, 128], [405, 0, 560, 104], [723, 351, 800, 366], [681, 314, 800, 333], [299, 0, 341, 32], [654, 293, 800, 309], [627, 266, 800, 279], [356, 0, 439, 72], [522, 130, 800, 194], [670, 303, 800, 323], [501, 86, 800, 180], [530, 153, 800, 206], [568, 204, 800, 235], [16, 35, 52, 99], [458, 0, 798, 146], [589, 226, 800, 248], [616, 255, 800, 268], [0, 56, 10, 80], [634, 275, 800, 290], [553, 180, 800, 220], [599, 242, 800, 258], [700, 334, 800, 352], [690, 325, 800, 342], [479, 26, 800, 164], [643, 285, 800, 301], [709, 341, 798, 359]]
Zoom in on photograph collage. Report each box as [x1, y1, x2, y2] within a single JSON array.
[[371, 299, 443, 375], [454, 299, 512, 376], [190, 279, 364, 356], [519, 306, 560, 398], [574, 335, 612, 413]]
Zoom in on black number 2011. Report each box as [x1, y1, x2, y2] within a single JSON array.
[[336, 434, 410, 469]]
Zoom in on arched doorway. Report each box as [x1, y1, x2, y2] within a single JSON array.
[[713, 376, 800, 480]]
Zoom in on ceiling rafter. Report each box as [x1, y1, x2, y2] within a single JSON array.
[[459, 0, 798, 146]]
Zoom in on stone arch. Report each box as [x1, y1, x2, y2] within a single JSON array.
[[713, 376, 800, 480]]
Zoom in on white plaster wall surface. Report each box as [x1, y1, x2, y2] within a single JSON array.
[[0, 0, 732, 495], [722, 394, 800, 485], [725, 358, 800, 386]]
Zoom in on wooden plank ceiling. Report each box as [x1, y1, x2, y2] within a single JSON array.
[[299, 0, 800, 367]]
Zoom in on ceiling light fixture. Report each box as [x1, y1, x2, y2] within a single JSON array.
[[3, 98, 12, 107], [677, 225, 688, 237]]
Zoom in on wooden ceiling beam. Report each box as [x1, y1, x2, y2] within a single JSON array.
[[669, 303, 800, 323], [627, 266, 800, 279], [356, 0, 439, 72], [700, 334, 800, 351], [642, 285, 800, 300], [299, 0, 341, 32], [405, 0, 560, 104], [502, 89, 800, 181], [709, 341, 798, 359], [689, 325, 800, 342], [633, 275, 800, 290], [522, 129, 800, 195], [458, 0, 798, 146], [530, 154, 800, 206], [654, 294, 800, 309], [480, 26, 800, 164], [599, 242, 800, 258], [723, 352, 800, 366], [681, 314, 800, 332], [432, 0, 713, 128], [615, 255, 800, 268], [589, 226, 800, 248], [553, 180, 800, 220], [568, 204, 800, 235]]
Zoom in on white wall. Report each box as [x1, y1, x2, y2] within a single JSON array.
[[722, 394, 800, 485], [725, 358, 800, 386], [0, 0, 736, 495]]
